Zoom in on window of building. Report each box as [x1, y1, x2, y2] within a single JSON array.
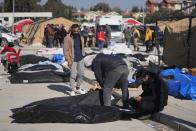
[[4, 17, 8, 21]]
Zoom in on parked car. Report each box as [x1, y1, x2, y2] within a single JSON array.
[[0, 25, 19, 46]]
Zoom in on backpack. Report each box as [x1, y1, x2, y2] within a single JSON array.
[[133, 31, 139, 38]]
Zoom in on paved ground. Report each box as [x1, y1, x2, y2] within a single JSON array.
[[0, 44, 157, 131]]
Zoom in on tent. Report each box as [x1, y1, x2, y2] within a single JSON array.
[[123, 18, 143, 26], [14, 19, 33, 33], [162, 18, 196, 68], [25, 17, 75, 45], [22, 24, 31, 34]]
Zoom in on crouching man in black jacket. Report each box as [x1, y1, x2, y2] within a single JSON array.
[[92, 53, 129, 108], [129, 68, 168, 116]]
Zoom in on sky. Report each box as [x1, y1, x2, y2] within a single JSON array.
[[41, 0, 146, 10]]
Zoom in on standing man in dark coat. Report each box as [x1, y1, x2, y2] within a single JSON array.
[[92, 53, 129, 108], [58, 25, 67, 48], [44, 24, 49, 47], [63, 24, 85, 96]]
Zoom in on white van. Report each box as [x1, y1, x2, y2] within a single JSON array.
[[96, 15, 124, 43]]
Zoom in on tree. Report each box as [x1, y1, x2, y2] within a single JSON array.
[[80, 8, 84, 12], [3, 0, 76, 19], [4, 0, 42, 12], [43, 0, 76, 18], [90, 2, 111, 12], [140, 7, 143, 12], [112, 6, 122, 14], [132, 6, 140, 13]]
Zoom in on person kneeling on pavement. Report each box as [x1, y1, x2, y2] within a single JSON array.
[[129, 68, 168, 116], [92, 53, 129, 108]]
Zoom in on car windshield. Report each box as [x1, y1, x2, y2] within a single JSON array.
[[0, 26, 10, 33], [110, 25, 121, 32]]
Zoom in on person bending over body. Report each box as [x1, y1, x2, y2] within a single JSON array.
[[92, 53, 129, 108]]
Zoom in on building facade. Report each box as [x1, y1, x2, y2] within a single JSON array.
[[0, 12, 52, 27], [161, 0, 182, 10], [146, 0, 185, 14], [73, 11, 120, 22], [146, 0, 160, 14]]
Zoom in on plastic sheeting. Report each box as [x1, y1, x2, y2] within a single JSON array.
[[18, 61, 64, 72], [51, 54, 65, 64], [83, 54, 97, 68], [145, 55, 159, 64], [36, 48, 63, 56], [160, 68, 196, 100], [11, 90, 129, 123], [10, 61, 70, 83], [101, 44, 132, 55], [12, 105, 121, 123], [20, 55, 49, 66]]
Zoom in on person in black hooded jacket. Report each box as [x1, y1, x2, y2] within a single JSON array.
[[129, 68, 168, 115], [92, 53, 129, 108]]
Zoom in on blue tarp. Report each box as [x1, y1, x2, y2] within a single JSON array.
[[160, 68, 196, 100], [51, 54, 64, 64]]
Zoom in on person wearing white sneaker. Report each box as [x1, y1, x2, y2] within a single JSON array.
[[69, 91, 76, 96], [64, 24, 85, 95], [75, 87, 86, 94]]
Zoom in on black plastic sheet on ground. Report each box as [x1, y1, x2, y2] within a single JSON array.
[[11, 105, 121, 123], [9, 63, 70, 83], [10, 70, 70, 83], [11, 90, 134, 123], [19, 55, 49, 66]]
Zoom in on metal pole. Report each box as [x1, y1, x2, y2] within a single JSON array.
[[12, 0, 15, 33], [187, 16, 192, 68], [143, 3, 145, 25], [155, 19, 160, 66]]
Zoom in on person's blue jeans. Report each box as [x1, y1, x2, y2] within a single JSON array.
[[47, 38, 53, 48], [98, 40, 104, 50], [145, 40, 150, 51]]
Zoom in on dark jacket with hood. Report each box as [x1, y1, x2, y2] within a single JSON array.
[[140, 72, 168, 112]]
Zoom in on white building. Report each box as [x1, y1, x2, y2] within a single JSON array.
[[73, 11, 120, 22], [0, 12, 52, 27], [84, 11, 100, 22]]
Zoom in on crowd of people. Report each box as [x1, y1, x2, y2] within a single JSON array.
[[44, 23, 113, 50], [80, 26, 96, 47], [123, 26, 153, 52], [44, 24, 67, 48], [43, 23, 154, 54]]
